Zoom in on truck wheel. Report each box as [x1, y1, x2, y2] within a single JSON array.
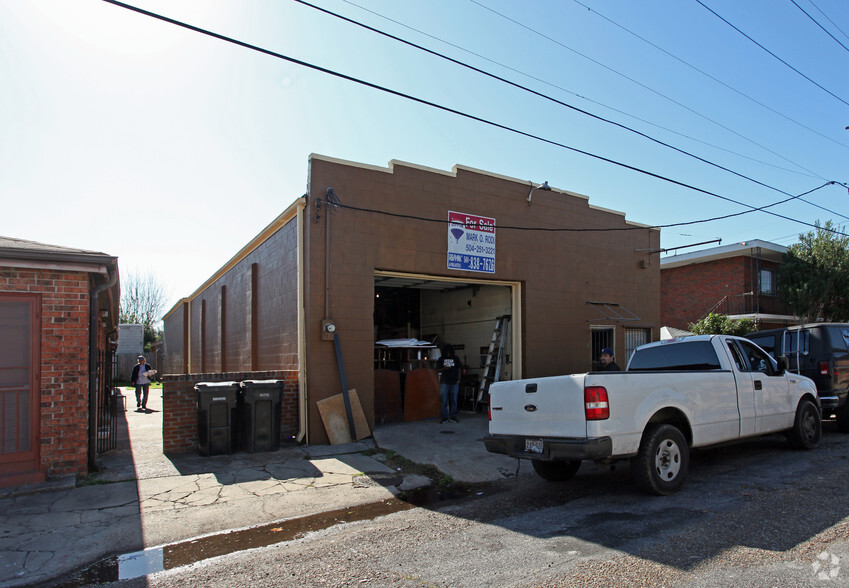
[[788, 399, 822, 449], [836, 401, 849, 434], [633, 424, 689, 495], [531, 459, 581, 481]]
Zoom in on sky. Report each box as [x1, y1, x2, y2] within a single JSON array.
[[2, 0, 849, 313]]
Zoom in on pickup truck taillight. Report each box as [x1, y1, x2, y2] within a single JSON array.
[[820, 361, 830, 376], [585, 386, 610, 420]]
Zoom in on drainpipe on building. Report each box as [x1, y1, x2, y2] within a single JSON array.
[[754, 246, 762, 315], [297, 197, 308, 443], [88, 263, 118, 473]]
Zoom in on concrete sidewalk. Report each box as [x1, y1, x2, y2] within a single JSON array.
[[0, 388, 523, 587]]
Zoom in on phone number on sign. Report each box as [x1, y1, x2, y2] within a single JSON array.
[[466, 244, 495, 255], [464, 256, 495, 272]]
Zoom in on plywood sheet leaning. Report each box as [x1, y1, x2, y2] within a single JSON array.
[[317, 388, 371, 444]]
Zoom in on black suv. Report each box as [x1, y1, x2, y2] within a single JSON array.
[[746, 323, 849, 432]]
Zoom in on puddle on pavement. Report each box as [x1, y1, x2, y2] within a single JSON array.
[[55, 498, 419, 586]]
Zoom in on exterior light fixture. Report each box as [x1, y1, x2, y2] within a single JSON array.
[[526, 181, 551, 206]]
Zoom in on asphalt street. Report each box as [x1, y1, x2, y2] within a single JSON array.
[[76, 420, 849, 587]]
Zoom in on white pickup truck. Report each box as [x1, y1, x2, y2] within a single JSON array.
[[484, 335, 822, 494]]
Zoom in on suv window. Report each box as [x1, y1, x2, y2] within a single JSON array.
[[628, 341, 722, 371], [828, 327, 849, 353], [783, 330, 810, 355]]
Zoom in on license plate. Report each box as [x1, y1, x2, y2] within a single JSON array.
[[525, 438, 544, 454]]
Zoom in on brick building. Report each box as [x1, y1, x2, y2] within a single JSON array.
[[661, 240, 797, 331], [0, 237, 120, 488], [163, 155, 661, 446]]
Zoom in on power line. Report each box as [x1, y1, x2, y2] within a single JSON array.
[[468, 0, 826, 178], [798, 194, 849, 221], [806, 0, 849, 44], [327, 182, 843, 234], [789, 0, 849, 53], [767, 232, 807, 244], [294, 0, 815, 201], [340, 0, 823, 179], [102, 0, 848, 235], [695, 0, 849, 108], [572, 0, 849, 153]]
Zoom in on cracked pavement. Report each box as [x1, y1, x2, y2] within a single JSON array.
[[0, 388, 516, 587], [0, 392, 403, 588]]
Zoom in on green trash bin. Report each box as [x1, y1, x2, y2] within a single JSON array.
[[239, 380, 283, 453], [195, 382, 239, 456]]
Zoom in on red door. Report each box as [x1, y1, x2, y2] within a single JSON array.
[[0, 294, 42, 486]]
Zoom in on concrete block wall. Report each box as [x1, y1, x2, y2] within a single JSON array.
[[301, 157, 661, 443], [162, 302, 187, 375], [0, 268, 92, 478], [161, 370, 299, 454], [183, 220, 299, 375]]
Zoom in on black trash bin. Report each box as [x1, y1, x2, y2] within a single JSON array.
[[239, 380, 283, 453], [195, 382, 240, 456]]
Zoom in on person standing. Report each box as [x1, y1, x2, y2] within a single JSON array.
[[131, 355, 153, 411], [599, 347, 621, 372], [436, 344, 464, 424]]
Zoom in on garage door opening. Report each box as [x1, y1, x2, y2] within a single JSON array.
[[372, 272, 519, 424]]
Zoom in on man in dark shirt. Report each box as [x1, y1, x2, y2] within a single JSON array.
[[436, 344, 464, 424], [599, 347, 621, 371]]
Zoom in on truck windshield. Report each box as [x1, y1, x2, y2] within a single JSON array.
[[628, 341, 722, 371]]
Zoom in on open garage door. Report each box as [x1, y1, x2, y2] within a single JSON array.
[[372, 271, 520, 424]]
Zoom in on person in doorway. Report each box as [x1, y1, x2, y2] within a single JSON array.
[[437, 344, 464, 424], [599, 347, 621, 371], [131, 355, 153, 411]]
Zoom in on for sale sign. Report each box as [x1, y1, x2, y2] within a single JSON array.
[[447, 211, 495, 273]]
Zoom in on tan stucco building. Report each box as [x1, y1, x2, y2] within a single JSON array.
[[163, 155, 660, 445]]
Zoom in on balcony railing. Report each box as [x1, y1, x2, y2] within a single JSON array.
[[703, 293, 790, 319]]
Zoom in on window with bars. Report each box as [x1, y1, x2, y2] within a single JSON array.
[[591, 327, 614, 371], [625, 328, 651, 366]]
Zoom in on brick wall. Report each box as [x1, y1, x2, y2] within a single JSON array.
[[661, 258, 745, 329], [0, 268, 92, 479], [161, 370, 299, 454], [661, 257, 786, 329]]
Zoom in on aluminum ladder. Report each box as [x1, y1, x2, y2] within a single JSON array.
[[476, 315, 510, 410]]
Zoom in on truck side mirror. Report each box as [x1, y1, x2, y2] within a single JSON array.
[[777, 356, 789, 375]]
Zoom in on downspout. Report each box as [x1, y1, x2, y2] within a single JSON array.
[[88, 263, 118, 472], [296, 196, 308, 442], [325, 188, 332, 319], [755, 247, 762, 316]]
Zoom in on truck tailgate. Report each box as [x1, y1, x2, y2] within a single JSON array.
[[488, 374, 588, 438]]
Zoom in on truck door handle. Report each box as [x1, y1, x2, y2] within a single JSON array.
[[525, 383, 537, 393], [754, 380, 763, 390]]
